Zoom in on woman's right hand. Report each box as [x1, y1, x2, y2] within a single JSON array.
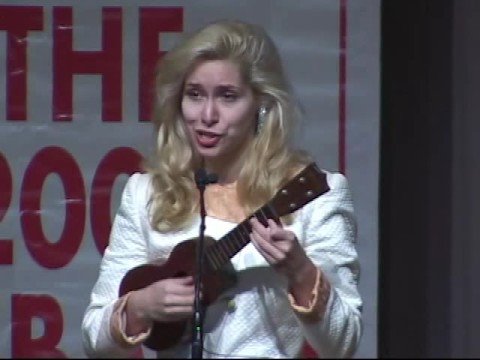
[[124, 276, 195, 335]]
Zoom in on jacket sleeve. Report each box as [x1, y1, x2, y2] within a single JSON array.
[[81, 172, 150, 358], [297, 172, 363, 358]]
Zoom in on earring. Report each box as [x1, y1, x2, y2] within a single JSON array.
[[257, 106, 267, 133]]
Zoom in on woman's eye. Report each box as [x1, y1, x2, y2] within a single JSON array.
[[222, 92, 238, 101], [185, 90, 201, 100]]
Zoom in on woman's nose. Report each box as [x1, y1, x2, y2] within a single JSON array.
[[201, 99, 219, 126]]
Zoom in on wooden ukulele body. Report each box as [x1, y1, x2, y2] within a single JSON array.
[[119, 236, 237, 351]]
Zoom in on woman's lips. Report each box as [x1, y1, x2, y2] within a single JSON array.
[[195, 130, 221, 147]]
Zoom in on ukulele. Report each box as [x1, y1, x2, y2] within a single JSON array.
[[118, 162, 330, 351]]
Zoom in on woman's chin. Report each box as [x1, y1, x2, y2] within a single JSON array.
[[194, 144, 222, 157]]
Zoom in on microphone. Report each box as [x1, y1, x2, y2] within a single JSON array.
[[191, 167, 217, 359], [194, 169, 218, 188]]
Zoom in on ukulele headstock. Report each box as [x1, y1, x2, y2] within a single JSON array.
[[269, 163, 329, 217]]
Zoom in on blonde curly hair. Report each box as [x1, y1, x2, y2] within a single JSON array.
[[143, 20, 311, 232]]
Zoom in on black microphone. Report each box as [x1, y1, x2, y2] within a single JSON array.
[[194, 168, 218, 188], [191, 167, 217, 359]]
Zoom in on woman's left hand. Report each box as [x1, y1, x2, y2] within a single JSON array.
[[249, 217, 320, 306], [249, 217, 315, 284]]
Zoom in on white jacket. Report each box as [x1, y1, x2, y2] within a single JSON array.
[[82, 171, 363, 358]]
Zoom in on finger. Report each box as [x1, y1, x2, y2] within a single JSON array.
[[160, 305, 194, 321], [250, 231, 284, 263], [270, 228, 296, 245], [249, 217, 270, 239], [164, 293, 195, 307], [173, 276, 194, 285], [165, 305, 194, 313], [249, 217, 264, 232], [169, 285, 195, 297], [163, 279, 195, 296], [250, 232, 276, 264], [158, 276, 193, 288], [267, 218, 283, 231], [251, 227, 282, 255], [267, 221, 296, 241], [169, 276, 196, 290]]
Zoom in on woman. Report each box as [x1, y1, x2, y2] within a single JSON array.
[[82, 20, 362, 358]]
